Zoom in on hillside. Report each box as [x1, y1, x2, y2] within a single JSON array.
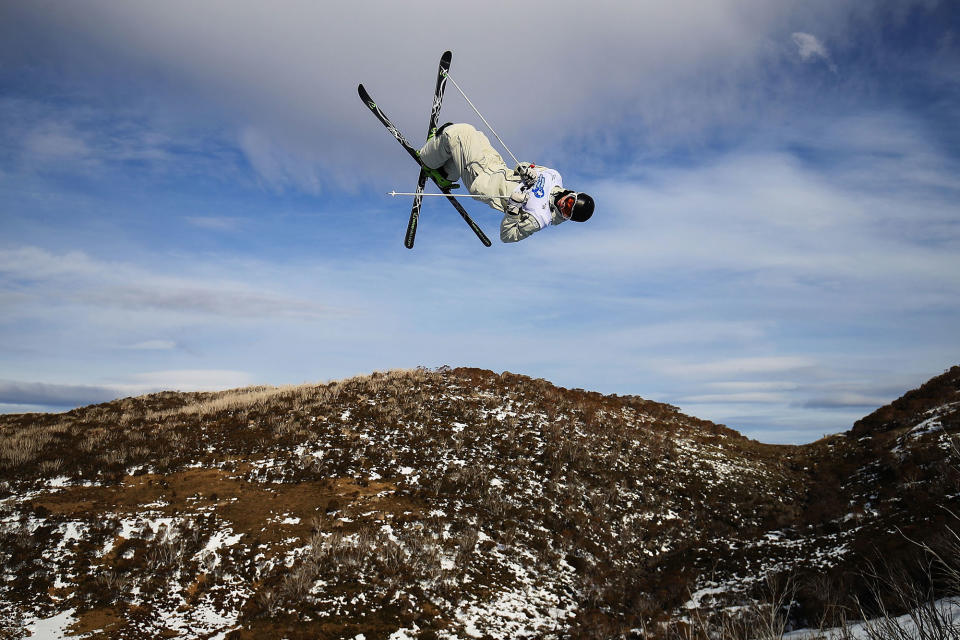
[[1, 366, 958, 639]]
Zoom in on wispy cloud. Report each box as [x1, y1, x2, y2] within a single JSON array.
[[534, 137, 960, 307], [704, 381, 800, 392], [659, 357, 819, 379], [184, 216, 246, 232], [0, 368, 258, 411], [120, 369, 256, 392], [792, 32, 838, 73], [0, 95, 244, 186], [22, 122, 92, 163], [125, 340, 178, 350], [80, 285, 331, 319], [0, 380, 121, 408], [0, 246, 339, 320], [801, 393, 896, 409], [3, 1, 928, 183], [238, 127, 322, 194], [676, 392, 790, 404]]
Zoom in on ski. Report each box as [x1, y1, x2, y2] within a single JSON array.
[[405, 50, 452, 249], [357, 83, 492, 247]]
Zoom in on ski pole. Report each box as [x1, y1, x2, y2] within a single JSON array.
[[442, 71, 521, 168], [387, 191, 513, 199]]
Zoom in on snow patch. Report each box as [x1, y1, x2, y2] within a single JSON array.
[[25, 608, 76, 639], [784, 598, 960, 639]]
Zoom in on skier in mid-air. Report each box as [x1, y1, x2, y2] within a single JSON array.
[[418, 123, 595, 243]]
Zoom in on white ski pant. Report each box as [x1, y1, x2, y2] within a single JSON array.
[[418, 124, 542, 242], [418, 124, 522, 214]]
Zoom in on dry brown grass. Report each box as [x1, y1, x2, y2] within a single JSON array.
[[142, 368, 430, 421], [0, 418, 73, 470]]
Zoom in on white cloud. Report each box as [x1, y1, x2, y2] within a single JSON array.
[[792, 32, 829, 62], [0, 95, 245, 185], [704, 381, 800, 392], [801, 392, 896, 408], [587, 321, 768, 350], [23, 122, 91, 161], [0, 246, 103, 280], [529, 136, 960, 314], [659, 356, 818, 378], [792, 32, 838, 72], [0, 380, 120, 407], [185, 216, 245, 231], [0, 246, 339, 320], [238, 126, 321, 194], [3, 0, 911, 183], [0, 369, 257, 411], [126, 340, 177, 350], [122, 369, 256, 392], [677, 392, 790, 404]]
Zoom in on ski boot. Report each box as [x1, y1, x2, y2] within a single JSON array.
[[420, 123, 459, 188], [416, 155, 459, 190], [423, 166, 459, 190]]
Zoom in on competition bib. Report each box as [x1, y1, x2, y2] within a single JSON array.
[[521, 167, 563, 230]]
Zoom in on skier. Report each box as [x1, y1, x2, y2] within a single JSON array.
[[417, 123, 595, 243]]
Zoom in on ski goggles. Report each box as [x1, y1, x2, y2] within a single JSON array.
[[556, 192, 578, 220]]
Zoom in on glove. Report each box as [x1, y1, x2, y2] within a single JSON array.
[[506, 190, 528, 216], [515, 162, 539, 187]]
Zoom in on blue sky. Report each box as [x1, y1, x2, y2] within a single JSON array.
[[1, 1, 958, 443]]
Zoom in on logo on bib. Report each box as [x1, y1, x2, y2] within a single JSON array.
[[532, 175, 546, 198]]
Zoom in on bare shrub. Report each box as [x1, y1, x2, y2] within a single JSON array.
[[144, 523, 204, 570], [845, 524, 960, 640], [2, 434, 45, 467], [282, 563, 317, 601], [673, 524, 960, 640], [665, 574, 796, 640], [455, 527, 479, 564], [79, 427, 109, 453], [38, 458, 64, 475], [257, 588, 283, 617], [96, 569, 133, 593], [100, 447, 128, 467], [0, 604, 28, 639]]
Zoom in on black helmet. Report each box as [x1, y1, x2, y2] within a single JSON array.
[[571, 192, 594, 222], [553, 189, 595, 222]]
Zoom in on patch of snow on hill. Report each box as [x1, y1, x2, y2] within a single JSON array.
[[784, 598, 960, 639]]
